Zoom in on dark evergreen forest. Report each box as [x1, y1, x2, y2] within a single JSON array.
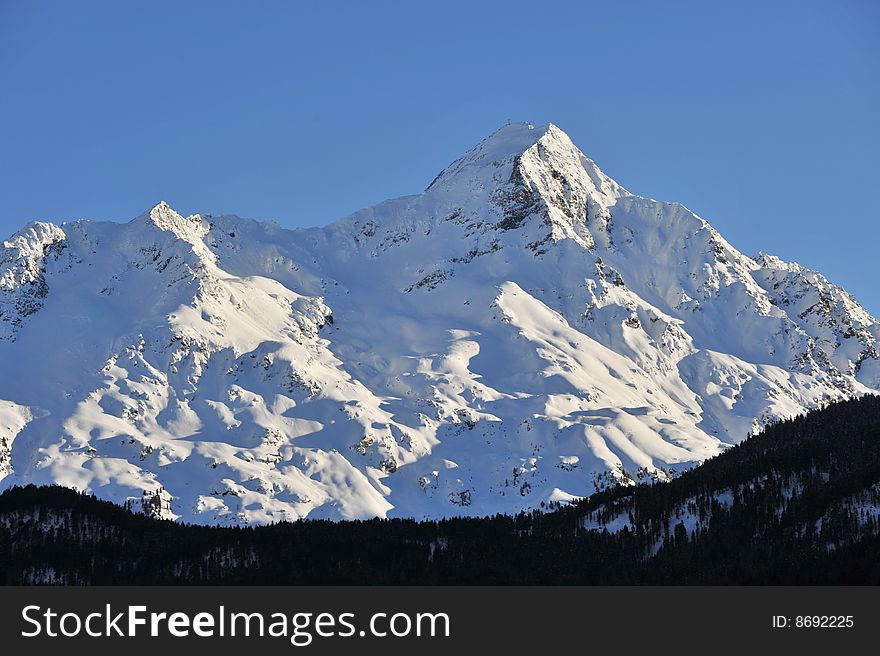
[[1, 395, 879, 584]]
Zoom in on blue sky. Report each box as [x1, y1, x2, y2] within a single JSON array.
[[1, 0, 877, 312]]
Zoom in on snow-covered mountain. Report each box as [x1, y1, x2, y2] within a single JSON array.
[[1, 123, 877, 524]]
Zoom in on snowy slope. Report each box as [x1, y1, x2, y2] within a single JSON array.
[[1, 123, 877, 523]]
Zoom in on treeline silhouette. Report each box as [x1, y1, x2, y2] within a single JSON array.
[[1, 395, 879, 584]]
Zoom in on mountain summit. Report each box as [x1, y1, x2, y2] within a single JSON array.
[[1, 124, 877, 523]]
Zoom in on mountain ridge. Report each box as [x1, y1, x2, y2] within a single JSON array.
[[1, 122, 877, 524]]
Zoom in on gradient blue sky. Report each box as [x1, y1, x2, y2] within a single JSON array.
[[2, 1, 878, 312]]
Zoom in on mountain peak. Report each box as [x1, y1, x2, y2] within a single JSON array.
[[1, 220, 66, 256], [426, 122, 555, 191], [326, 122, 632, 257], [136, 201, 208, 243], [425, 122, 625, 213]]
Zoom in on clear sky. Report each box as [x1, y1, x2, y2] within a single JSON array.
[[1, 1, 877, 313]]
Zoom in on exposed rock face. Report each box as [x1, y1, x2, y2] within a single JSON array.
[[0, 123, 877, 523]]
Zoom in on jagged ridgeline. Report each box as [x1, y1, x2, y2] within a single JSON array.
[[1, 123, 879, 524], [1, 396, 879, 584]]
